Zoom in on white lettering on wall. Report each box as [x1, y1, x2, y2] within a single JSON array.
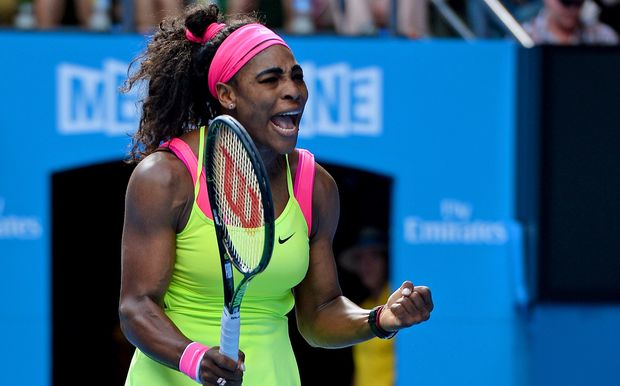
[[57, 60, 139, 136], [300, 62, 383, 138], [0, 197, 43, 240], [404, 199, 508, 245], [56, 60, 382, 138]]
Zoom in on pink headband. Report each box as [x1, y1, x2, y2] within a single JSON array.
[[185, 22, 225, 44], [208, 23, 290, 98]]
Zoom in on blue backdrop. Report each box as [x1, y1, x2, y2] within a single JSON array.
[[0, 32, 523, 386]]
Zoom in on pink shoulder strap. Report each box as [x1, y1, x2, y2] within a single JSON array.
[[293, 148, 315, 236], [160, 141, 313, 231], [160, 138, 213, 219]]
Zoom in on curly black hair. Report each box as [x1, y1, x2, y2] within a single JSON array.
[[123, 4, 260, 162]]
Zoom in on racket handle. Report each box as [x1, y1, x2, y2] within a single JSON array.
[[219, 308, 240, 362]]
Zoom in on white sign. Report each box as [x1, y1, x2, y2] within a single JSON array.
[[56, 59, 139, 136], [403, 199, 508, 245], [55, 60, 383, 139], [300, 62, 383, 138], [0, 197, 43, 240]]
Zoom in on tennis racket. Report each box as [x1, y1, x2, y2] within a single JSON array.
[[204, 114, 275, 362]]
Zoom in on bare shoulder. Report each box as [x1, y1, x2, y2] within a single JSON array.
[[310, 161, 340, 239], [129, 151, 189, 190], [313, 162, 338, 199], [125, 151, 193, 228], [290, 149, 338, 206]]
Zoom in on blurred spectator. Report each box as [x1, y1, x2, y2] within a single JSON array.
[[523, 0, 618, 44], [594, 0, 620, 34], [286, 0, 320, 33], [12, 0, 182, 32], [34, 0, 93, 29], [329, 0, 429, 38], [0, 0, 17, 25], [226, 0, 326, 34], [134, 0, 183, 33], [511, 0, 545, 21], [226, 0, 289, 32], [338, 227, 394, 386], [227, 0, 428, 37], [90, 0, 112, 30]]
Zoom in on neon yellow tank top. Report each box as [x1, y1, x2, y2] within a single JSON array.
[[125, 127, 310, 386]]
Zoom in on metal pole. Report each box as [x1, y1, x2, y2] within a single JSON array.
[[430, 0, 477, 40], [482, 0, 535, 48]]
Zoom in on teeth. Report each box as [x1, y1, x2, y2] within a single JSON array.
[[278, 111, 300, 116]]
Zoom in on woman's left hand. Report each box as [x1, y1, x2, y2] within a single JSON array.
[[379, 281, 433, 331]]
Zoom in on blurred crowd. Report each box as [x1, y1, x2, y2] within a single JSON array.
[[1, 0, 618, 44]]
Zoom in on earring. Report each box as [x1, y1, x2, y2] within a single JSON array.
[[229, 103, 235, 110]]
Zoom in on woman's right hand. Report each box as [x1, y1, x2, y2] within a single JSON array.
[[199, 347, 245, 386]]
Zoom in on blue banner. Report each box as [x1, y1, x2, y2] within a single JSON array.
[[0, 32, 521, 386]]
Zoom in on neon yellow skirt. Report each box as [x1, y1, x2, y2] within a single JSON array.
[[125, 309, 300, 386]]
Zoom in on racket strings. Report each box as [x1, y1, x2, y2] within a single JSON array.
[[212, 125, 265, 272]]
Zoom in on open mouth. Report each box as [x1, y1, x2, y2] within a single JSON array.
[[270, 110, 301, 134]]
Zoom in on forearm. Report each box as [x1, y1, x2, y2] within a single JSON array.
[[296, 295, 375, 348], [119, 295, 190, 369]]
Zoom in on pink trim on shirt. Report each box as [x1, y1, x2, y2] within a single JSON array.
[[160, 141, 314, 232], [160, 139, 213, 219], [294, 148, 315, 236]]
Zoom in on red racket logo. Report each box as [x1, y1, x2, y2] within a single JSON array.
[[221, 145, 262, 228]]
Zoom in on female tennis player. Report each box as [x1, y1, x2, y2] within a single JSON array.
[[119, 4, 433, 386]]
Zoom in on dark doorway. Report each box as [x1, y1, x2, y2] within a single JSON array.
[[289, 162, 393, 386], [51, 158, 392, 385], [52, 160, 136, 386]]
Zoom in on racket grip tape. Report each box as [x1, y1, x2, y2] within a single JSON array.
[[219, 308, 241, 362], [179, 341, 210, 383]]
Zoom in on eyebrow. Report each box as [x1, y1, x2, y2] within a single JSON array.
[[256, 67, 284, 78], [256, 64, 303, 78]]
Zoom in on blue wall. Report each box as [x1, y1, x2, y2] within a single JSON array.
[[1, 32, 523, 386]]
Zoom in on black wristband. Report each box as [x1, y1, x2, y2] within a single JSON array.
[[368, 306, 397, 339]]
